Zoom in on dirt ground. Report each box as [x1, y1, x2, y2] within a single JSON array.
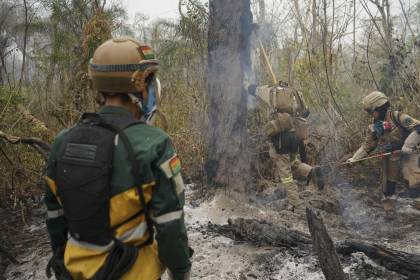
[[2, 165, 420, 279]]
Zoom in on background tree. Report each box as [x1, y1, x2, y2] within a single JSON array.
[[0, 0, 419, 218]]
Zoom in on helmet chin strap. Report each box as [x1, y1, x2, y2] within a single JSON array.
[[128, 93, 144, 118]]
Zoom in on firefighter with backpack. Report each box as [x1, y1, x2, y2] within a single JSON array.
[[254, 82, 325, 210], [43, 37, 192, 280], [347, 91, 420, 217]]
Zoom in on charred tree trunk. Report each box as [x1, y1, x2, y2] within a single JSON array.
[[306, 208, 348, 280], [208, 218, 312, 249], [206, 0, 252, 191], [0, 244, 18, 264]]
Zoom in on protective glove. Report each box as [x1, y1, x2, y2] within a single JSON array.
[[383, 143, 395, 152], [346, 157, 355, 164], [309, 166, 325, 190], [46, 246, 72, 280], [346, 147, 368, 164], [168, 270, 191, 280], [415, 125, 420, 134], [373, 121, 392, 137], [279, 131, 298, 154]]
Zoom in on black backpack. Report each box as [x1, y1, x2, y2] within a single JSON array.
[[48, 113, 154, 280], [56, 112, 154, 245]]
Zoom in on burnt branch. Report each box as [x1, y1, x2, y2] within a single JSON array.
[[0, 131, 50, 159]]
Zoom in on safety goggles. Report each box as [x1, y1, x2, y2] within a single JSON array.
[[364, 108, 374, 114]]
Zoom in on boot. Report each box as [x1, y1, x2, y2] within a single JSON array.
[[309, 166, 325, 191], [383, 181, 397, 197], [382, 195, 396, 219], [414, 198, 420, 211], [409, 186, 420, 211]]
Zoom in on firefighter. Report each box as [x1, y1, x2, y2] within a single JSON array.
[[348, 91, 420, 217], [44, 37, 192, 280], [255, 82, 324, 210]]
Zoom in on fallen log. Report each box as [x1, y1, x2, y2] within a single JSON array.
[[210, 217, 420, 277], [208, 218, 312, 248], [306, 207, 348, 280], [337, 240, 420, 277]]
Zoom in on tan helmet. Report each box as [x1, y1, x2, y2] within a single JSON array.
[[362, 91, 389, 112], [88, 37, 159, 94]]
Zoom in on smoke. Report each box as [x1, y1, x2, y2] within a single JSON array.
[[310, 109, 393, 237]]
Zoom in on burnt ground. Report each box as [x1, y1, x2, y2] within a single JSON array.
[[183, 160, 420, 279], [184, 181, 419, 279], [0, 207, 49, 280], [331, 164, 420, 249], [1, 163, 420, 280]]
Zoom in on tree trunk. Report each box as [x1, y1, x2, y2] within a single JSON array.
[[18, 0, 28, 92], [206, 0, 252, 191], [0, 244, 18, 264], [306, 208, 348, 280], [310, 0, 318, 55]]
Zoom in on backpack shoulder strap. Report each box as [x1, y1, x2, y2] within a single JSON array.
[[391, 110, 410, 138], [294, 90, 310, 118], [98, 117, 154, 245], [82, 113, 153, 242], [391, 111, 405, 130]]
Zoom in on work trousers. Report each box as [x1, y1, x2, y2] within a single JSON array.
[[268, 143, 312, 206]]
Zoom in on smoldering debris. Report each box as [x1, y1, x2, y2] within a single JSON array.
[[345, 252, 407, 280], [208, 217, 419, 280]]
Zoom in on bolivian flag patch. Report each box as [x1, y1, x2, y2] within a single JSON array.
[[169, 156, 181, 176], [138, 45, 155, 60]]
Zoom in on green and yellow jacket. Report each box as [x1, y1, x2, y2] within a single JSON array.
[[44, 106, 192, 280]]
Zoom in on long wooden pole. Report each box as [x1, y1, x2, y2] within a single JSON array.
[[339, 150, 401, 166], [258, 39, 277, 85]]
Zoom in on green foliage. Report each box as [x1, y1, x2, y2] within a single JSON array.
[[151, 0, 208, 181], [0, 87, 24, 108], [0, 0, 124, 210]]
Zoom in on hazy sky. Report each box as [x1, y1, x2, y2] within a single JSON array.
[[118, 0, 180, 22]]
